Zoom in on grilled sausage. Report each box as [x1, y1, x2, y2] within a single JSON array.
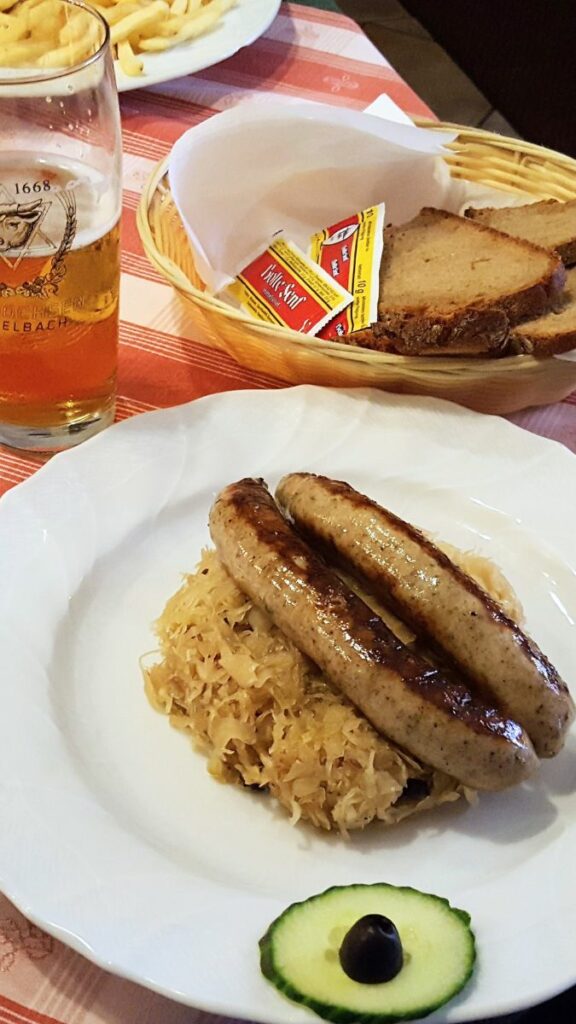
[[276, 472, 575, 758], [209, 478, 537, 790]]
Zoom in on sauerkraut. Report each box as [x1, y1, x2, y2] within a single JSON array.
[[437, 541, 523, 622], [144, 549, 497, 834]]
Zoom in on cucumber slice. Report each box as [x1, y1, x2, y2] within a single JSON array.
[[259, 883, 476, 1023]]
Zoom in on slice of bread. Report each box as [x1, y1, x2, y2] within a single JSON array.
[[466, 199, 576, 267], [510, 266, 576, 355], [375, 208, 566, 356]]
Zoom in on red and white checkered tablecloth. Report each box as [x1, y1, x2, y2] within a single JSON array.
[[0, 5, 574, 1023]]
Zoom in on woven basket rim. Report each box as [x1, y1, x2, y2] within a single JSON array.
[[136, 119, 576, 373]]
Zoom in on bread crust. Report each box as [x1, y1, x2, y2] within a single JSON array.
[[559, 239, 576, 266], [374, 308, 509, 356], [336, 315, 508, 357]]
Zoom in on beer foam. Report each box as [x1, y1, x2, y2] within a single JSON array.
[[0, 153, 120, 258]]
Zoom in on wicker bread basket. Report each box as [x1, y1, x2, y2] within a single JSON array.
[[137, 120, 576, 414]]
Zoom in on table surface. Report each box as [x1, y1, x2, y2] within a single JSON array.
[[0, 4, 575, 1023]]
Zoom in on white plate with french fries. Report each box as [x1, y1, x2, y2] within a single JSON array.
[[0, 0, 281, 91]]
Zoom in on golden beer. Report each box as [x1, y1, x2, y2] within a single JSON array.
[[0, 0, 122, 450], [0, 155, 120, 444]]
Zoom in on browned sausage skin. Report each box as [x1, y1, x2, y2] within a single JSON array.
[[276, 472, 575, 759], [209, 478, 537, 791]]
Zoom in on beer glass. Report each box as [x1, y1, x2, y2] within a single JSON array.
[[0, 0, 121, 450]]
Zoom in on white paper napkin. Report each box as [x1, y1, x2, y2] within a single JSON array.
[[169, 100, 539, 296], [169, 101, 461, 292]]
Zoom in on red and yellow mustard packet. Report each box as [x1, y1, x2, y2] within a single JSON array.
[[309, 204, 385, 339], [227, 236, 353, 335]]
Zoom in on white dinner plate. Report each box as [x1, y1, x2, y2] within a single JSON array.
[[114, 0, 281, 93], [1, 386, 575, 1024]]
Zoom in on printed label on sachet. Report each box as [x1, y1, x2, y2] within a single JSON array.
[[228, 236, 353, 335], [310, 204, 385, 339]]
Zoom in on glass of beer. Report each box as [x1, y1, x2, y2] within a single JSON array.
[[0, 0, 121, 450]]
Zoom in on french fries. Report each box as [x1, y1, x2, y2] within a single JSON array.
[[0, 0, 237, 77]]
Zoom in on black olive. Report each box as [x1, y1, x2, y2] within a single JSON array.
[[338, 914, 403, 984]]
